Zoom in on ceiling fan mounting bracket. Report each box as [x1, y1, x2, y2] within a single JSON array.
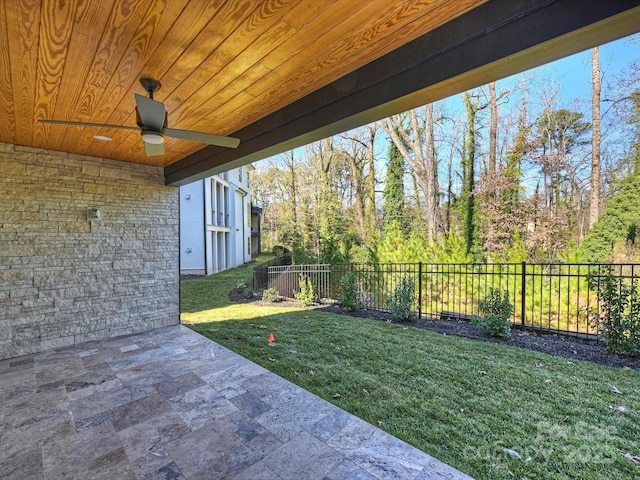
[[139, 78, 161, 98]]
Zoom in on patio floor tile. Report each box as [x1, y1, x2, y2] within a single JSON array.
[[229, 390, 271, 418], [0, 448, 42, 480], [324, 459, 378, 480], [0, 325, 473, 479], [107, 392, 170, 431], [153, 372, 206, 400], [165, 426, 243, 478], [167, 384, 237, 430], [118, 411, 191, 477], [141, 461, 185, 480], [262, 430, 344, 479]]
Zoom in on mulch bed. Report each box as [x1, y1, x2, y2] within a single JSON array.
[[229, 289, 640, 371]]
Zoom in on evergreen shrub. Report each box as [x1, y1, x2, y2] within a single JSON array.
[[387, 276, 415, 322], [338, 272, 361, 312], [472, 288, 514, 339], [588, 268, 640, 357], [262, 288, 280, 303], [235, 279, 254, 299], [294, 274, 316, 306]]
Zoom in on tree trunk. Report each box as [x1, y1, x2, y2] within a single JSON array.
[[589, 46, 601, 229], [365, 125, 378, 242], [344, 141, 366, 243], [285, 150, 298, 226], [383, 105, 439, 243], [423, 104, 439, 242], [489, 81, 498, 176], [462, 92, 477, 255], [446, 147, 453, 234], [382, 134, 405, 232], [340, 126, 379, 244]]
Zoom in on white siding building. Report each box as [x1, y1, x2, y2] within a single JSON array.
[[179, 165, 254, 275]]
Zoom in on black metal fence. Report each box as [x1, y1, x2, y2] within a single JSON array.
[[264, 262, 640, 338], [266, 264, 334, 300], [252, 252, 292, 289]]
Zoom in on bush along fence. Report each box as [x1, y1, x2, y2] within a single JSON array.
[[261, 262, 640, 341]]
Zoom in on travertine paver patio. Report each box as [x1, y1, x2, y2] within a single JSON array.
[[0, 325, 472, 479]]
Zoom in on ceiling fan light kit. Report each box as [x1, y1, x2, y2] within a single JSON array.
[[38, 78, 240, 156], [141, 131, 165, 144]]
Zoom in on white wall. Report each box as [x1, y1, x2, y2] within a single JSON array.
[[179, 165, 254, 275], [179, 181, 205, 273], [234, 190, 245, 266]]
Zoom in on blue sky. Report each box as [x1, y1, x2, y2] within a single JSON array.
[[438, 33, 639, 118], [548, 34, 639, 102]]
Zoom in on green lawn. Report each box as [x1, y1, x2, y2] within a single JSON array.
[[181, 257, 640, 480]]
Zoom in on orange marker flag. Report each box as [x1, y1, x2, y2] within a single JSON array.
[[268, 332, 275, 345]]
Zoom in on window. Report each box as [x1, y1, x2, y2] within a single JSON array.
[[247, 237, 251, 256], [211, 180, 218, 226], [238, 167, 242, 183]]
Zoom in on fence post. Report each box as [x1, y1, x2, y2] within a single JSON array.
[[520, 261, 526, 326], [418, 262, 422, 319]]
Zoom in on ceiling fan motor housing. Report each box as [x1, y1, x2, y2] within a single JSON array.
[[135, 105, 167, 144]]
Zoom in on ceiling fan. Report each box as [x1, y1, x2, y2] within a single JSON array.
[[39, 78, 240, 156]]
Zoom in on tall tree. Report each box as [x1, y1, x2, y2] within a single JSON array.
[[310, 138, 350, 264], [476, 115, 528, 259], [503, 113, 528, 214], [339, 125, 379, 245], [365, 124, 379, 241], [383, 104, 439, 242], [408, 171, 425, 234], [488, 81, 498, 176], [459, 92, 490, 257], [382, 138, 405, 232], [534, 109, 591, 205], [440, 121, 464, 235], [341, 135, 367, 243], [252, 151, 303, 252], [461, 93, 476, 255], [589, 46, 601, 229], [529, 108, 591, 258], [633, 90, 640, 175], [422, 103, 438, 242], [579, 87, 640, 262], [285, 150, 298, 227], [475, 82, 511, 257]]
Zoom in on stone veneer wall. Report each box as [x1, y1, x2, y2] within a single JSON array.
[[0, 142, 179, 359]]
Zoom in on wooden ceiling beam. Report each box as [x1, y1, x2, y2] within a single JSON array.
[[165, 0, 640, 186]]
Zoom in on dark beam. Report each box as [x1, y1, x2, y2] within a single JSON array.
[[165, 0, 640, 185]]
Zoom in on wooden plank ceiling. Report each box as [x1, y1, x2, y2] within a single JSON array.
[[0, 0, 488, 168]]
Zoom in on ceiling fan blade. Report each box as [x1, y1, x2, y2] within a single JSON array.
[[134, 94, 165, 130], [144, 141, 164, 156], [38, 119, 138, 130], [164, 127, 240, 149]]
